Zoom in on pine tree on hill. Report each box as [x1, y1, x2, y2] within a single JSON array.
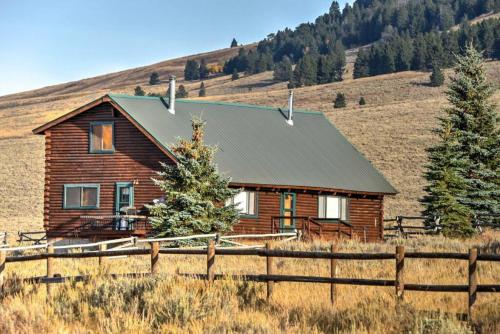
[[421, 121, 474, 237], [198, 82, 206, 97], [333, 92, 346, 108], [231, 38, 238, 48], [273, 56, 293, 82], [176, 85, 188, 98], [430, 63, 445, 87], [292, 54, 318, 87], [184, 60, 200, 81], [147, 118, 239, 237], [353, 48, 370, 79], [359, 97, 366, 105], [149, 72, 160, 85], [134, 86, 145, 96], [199, 59, 209, 80], [446, 45, 499, 221], [231, 68, 239, 81]]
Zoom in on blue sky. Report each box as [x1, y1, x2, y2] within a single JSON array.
[[0, 1, 350, 96]]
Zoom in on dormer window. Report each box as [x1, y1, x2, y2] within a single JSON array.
[[90, 121, 114, 153]]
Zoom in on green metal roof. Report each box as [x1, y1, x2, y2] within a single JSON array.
[[108, 94, 397, 194]]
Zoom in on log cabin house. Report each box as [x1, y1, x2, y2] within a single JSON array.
[[33, 77, 396, 242]]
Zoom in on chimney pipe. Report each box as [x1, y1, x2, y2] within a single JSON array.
[[286, 90, 294, 126], [168, 75, 176, 115]]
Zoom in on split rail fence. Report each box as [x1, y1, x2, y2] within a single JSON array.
[[0, 233, 498, 321]]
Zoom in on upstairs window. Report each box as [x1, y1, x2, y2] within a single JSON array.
[[318, 196, 348, 220], [64, 184, 100, 209], [226, 191, 257, 216], [90, 122, 114, 153]]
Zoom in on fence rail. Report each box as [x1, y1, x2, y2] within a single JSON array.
[[0, 236, 498, 321]]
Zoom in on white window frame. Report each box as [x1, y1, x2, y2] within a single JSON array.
[[227, 191, 257, 217], [318, 195, 348, 220]]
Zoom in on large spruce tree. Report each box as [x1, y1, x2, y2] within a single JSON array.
[[184, 59, 200, 80], [447, 45, 499, 221], [147, 118, 239, 237]]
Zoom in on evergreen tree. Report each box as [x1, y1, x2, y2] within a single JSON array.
[[199, 58, 209, 79], [231, 38, 238, 48], [231, 68, 239, 81], [446, 45, 499, 220], [147, 118, 240, 237], [353, 48, 370, 79], [149, 72, 160, 85], [421, 120, 474, 237], [198, 82, 206, 97], [317, 55, 334, 84], [292, 54, 318, 87], [176, 85, 188, 98], [134, 86, 145, 96], [359, 96, 366, 105], [273, 56, 293, 81], [430, 63, 445, 87], [184, 60, 200, 80], [333, 92, 346, 108]]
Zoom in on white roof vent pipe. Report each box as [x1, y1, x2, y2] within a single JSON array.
[[286, 90, 294, 126], [168, 75, 176, 115]]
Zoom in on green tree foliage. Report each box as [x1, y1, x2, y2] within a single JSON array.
[[199, 59, 209, 80], [149, 72, 160, 85], [445, 45, 499, 221], [421, 121, 474, 237], [429, 63, 445, 87], [359, 96, 366, 105], [147, 118, 240, 237], [184, 60, 200, 81], [231, 38, 238, 48], [333, 92, 346, 108], [134, 86, 145, 96], [198, 82, 206, 97], [176, 85, 188, 98], [222, 0, 496, 83], [353, 48, 370, 79], [231, 69, 239, 81], [273, 56, 293, 82], [291, 54, 318, 87]]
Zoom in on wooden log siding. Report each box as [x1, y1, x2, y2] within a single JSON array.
[[45, 103, 170, 237], [236, 190, 383, 242]]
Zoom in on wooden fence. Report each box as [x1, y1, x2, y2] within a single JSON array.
[[0, 236, 498, 321]]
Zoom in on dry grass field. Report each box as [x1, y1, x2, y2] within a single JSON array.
[[0, 43, 498, 235], [1, 233, 499, 333]]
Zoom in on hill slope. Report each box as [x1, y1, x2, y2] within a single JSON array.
[[0, 42, 498, 234]]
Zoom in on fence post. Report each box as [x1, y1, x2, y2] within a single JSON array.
[[98, 243, 107, 267], [468, 248, 478, 321], [0, 249, 6, 288], [395, 245, 404, 301], [150, 242, 159, 275], [46, 245, 54, 296], [266, 242, 274, 300], [207, 240, 215, 284], [330, 244, 337, 305]]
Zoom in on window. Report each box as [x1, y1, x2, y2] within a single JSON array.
[[90, 122, 114, 153], [63, 184, 100, 209], [318, 196, 348, 220], [226, 191, 257, 216]]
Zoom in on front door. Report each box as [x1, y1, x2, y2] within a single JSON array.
[[280, 192, 296, 231], [115, 182, 134, 215]]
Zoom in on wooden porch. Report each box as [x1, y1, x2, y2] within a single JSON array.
[[271, 216, 353, 240], [77, 215, 151, 238]]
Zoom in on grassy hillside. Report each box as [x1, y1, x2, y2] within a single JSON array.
[[0, 43, 498, 234]]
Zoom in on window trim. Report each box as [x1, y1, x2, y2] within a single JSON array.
[[317, 195, 349, 221], [229, 190, 259, 219], [89, 121, 115, 154], [63, 184, 100, 209]]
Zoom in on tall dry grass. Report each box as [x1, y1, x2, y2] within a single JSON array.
[[1, 233, 499, 333]]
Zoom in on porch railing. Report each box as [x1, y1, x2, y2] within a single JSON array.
[[271, 216, 352, 239], [79, 215, 151, 236]]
